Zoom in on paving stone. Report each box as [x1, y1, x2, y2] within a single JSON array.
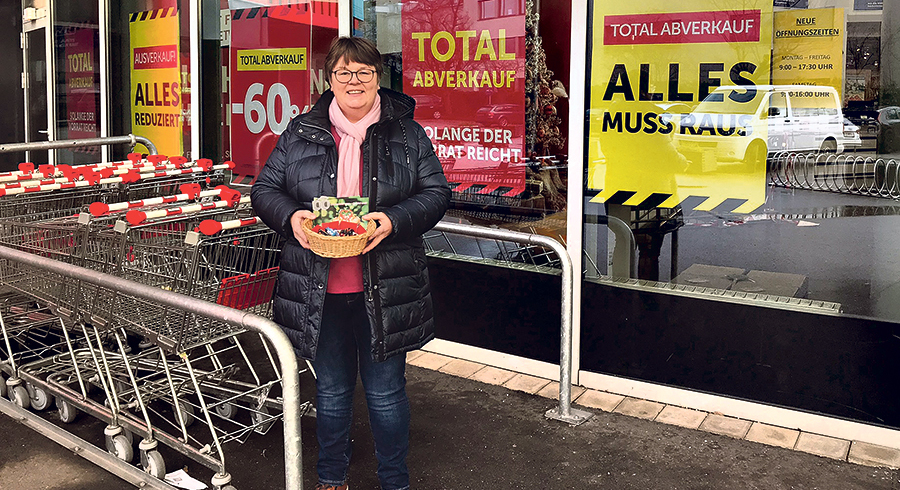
[[406, 350, 425, 362], [407, 352, 453, 370], [848, 441, 900, 469], [699, 414, 752, 439], [438, 358, 484, 378], [746, 423, 800, 449], [468, 366, 517, 386], [613, 397, 664, 420], [574, 390, 625, 412], [795, 432, 851, 461], [536, 381, 586, 401], [502, 374, 551, 394], [655, 405, 707, 429]]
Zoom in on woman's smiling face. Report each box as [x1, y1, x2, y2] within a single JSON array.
[[330, 57, 380, 123]]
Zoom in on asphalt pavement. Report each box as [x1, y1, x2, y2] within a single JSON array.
[[1, 362, 898, 490]]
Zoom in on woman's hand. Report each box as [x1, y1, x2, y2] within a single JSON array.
[[361, 212, 393, 254], [290, 209, 317, 249]]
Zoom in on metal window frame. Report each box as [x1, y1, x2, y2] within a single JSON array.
[[567, 0, 587, 385], [190, 0, 201, 160], [99, 0, 109, 162]]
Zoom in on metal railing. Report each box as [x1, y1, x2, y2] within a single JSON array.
[[0, 244, 304, 490], [432, 221, 593, 426], [0, 134, 159, 157]]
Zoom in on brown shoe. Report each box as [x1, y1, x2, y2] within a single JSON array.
[[315, 484, 348, 490]]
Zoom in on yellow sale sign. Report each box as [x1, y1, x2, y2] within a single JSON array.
[[130, 8, 183, 156], [772, 8, 845, 98], [588, 1, 773, 213]]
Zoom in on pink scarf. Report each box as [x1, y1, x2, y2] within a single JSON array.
[[328, 95, 382, 197]]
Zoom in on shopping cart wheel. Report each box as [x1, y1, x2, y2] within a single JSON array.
[[211, 472, 234, 490], [9, 385, 30, 410], [26, 383, 54, 411], [106, 433, 134, 462], [178, 400, 196, 427], [141, 449, 166, 479], [56, 397, 79, 423], [125, 429, 135, 446], [251, 406, 274, 434], [0, 375, 7, 399], [214, 402, 237, 420]]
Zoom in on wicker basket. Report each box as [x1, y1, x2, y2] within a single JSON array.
[[302, 219, 376, 258]]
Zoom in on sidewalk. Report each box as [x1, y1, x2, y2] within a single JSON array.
[[1, 353, 898, 489]]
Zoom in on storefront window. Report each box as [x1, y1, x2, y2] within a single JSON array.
[[108, 0, 190, 159], [355, 0, 569, 251], [218, 0, 338, 180], [581, 0, 900, 426], [583, 0, 900, 319]]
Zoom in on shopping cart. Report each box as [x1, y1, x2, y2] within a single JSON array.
[[0, 158, 295, 489], [0, 155, 231, 217], [64, 209, 292, 487], [0, 289, 81, 410]]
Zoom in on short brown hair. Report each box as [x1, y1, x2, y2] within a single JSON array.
[[324, 37, 382, 81]]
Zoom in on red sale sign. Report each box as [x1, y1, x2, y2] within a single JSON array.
[[401, 1, 527, 195], [64, 27, 99, 151], [229, 3, 338, 178]]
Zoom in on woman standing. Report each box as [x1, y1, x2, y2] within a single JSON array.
[[251, 37, 450, 490]]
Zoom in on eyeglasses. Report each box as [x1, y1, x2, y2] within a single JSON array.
[[332, 69, 376, 84]]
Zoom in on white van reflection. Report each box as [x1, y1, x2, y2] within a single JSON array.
[[674, 85, 844, 171]]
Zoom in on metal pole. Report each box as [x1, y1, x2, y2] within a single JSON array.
[[0, 244, 303, 490], [432, 221, 592, 426], [0, 134, 158, 156]]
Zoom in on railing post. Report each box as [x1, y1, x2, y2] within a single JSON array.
[[432, 222, 593, 426]]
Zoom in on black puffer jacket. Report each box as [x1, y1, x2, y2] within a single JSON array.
[[251, 88, 450, 362]]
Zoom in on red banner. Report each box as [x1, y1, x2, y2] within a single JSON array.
[[228, 3, 338, 178], [64, 27, 99, 147], [401, 1, 527, 196]]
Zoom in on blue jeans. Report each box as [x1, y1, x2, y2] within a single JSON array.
[[311, 293, 410, 490]]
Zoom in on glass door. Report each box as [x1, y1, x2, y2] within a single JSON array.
[[55, 0, 101, 164], [23, 26, 49, 165]]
